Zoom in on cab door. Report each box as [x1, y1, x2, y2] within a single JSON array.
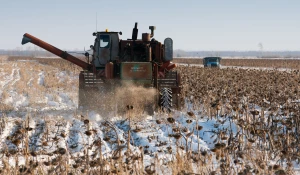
[[93, 33, 119, 68], [98, 34, 111, 65]]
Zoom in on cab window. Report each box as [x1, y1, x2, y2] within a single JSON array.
[[100, 35, 110, 48]]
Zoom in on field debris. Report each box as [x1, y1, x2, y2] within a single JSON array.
[[0, 57, 300, 174]]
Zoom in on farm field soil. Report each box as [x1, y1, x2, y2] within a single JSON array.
[[0, 56, 300, 174], [174, 57, 300, 69]]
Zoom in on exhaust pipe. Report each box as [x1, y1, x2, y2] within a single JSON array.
[[149, 26, 156, 38], [132, 22, 138, 40]]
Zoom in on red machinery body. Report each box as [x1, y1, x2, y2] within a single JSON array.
[[22, 22, 181, 113]]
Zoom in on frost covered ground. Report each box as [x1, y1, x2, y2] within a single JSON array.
[[0, 58, 238, 174], [1, 57, 300, 174]]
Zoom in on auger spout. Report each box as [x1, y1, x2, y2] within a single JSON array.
[[21, 33, 92, 71]]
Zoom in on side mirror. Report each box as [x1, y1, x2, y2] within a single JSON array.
[[164, 38, 173, 61], [149, 26, 156, 38], [119, 31, 122, 35], [90, 45, 95, 51]]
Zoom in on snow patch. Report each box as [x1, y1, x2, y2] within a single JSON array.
[[88, 111, 102, 122], [37, 71, 45, 86], [56, 71, 66, 83], [4, 90, 29, 109], [27, 78, 33, 87]]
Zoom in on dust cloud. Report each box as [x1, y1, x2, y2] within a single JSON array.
[[114, 82, 157, 115], [79, 82, 158, 118]]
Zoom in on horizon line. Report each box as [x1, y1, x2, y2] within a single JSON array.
[[1, 49, 300, 52]]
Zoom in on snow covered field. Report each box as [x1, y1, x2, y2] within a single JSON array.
[[0, 58, 226, 174], [0, 57, 299, 174]]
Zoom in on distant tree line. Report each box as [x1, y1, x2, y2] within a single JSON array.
[[173, 50, 300, 58], [0, 45, 82, 57], [0, 46, 56, 57], [1, 47, 300, 58]]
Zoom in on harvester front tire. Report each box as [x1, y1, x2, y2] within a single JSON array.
[[159, 88, 172, 112]]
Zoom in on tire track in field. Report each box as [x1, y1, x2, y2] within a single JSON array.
[[3, 119, 24, 152], [28, 119, 46, 152], [11, 69, 20, 86], [90, 121, 112, 157], [41, 119, 69, 154], [67, 118, 85, 154], [0, 118, 16, 151], [1, 68, 19, 88], [0, 63, 20, 98]]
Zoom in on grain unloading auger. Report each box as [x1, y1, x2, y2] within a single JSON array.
[[22, 22, 181, 114]]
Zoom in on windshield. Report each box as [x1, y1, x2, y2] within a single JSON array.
[[99, 35, 110, 48], [205, 57, 220, 62], [208, 58, 218, 62]]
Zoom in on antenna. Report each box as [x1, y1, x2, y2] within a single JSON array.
[[96, 12, 97, 32]]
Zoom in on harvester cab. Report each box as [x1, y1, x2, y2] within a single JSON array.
[[91, 31, 120, 68], [90, 23, 173, 68], [21, 22, 181, 114]]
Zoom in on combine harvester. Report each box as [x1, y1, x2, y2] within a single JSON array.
[[21, 22, 181, 113]]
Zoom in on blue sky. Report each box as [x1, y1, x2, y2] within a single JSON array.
[[0, 0, 299, 51]]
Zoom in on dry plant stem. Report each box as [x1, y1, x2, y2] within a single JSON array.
[[98, 138, 103, 174], [127, 110, 131, 154], [25, 115, 30, 166], [86, 122, 90, 175], [14, 155, 18, 175], [2, 58, 300, 174], [197, 118, 200, 154]]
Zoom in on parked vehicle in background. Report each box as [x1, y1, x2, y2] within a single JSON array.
[[203, 57, 221, 68]]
